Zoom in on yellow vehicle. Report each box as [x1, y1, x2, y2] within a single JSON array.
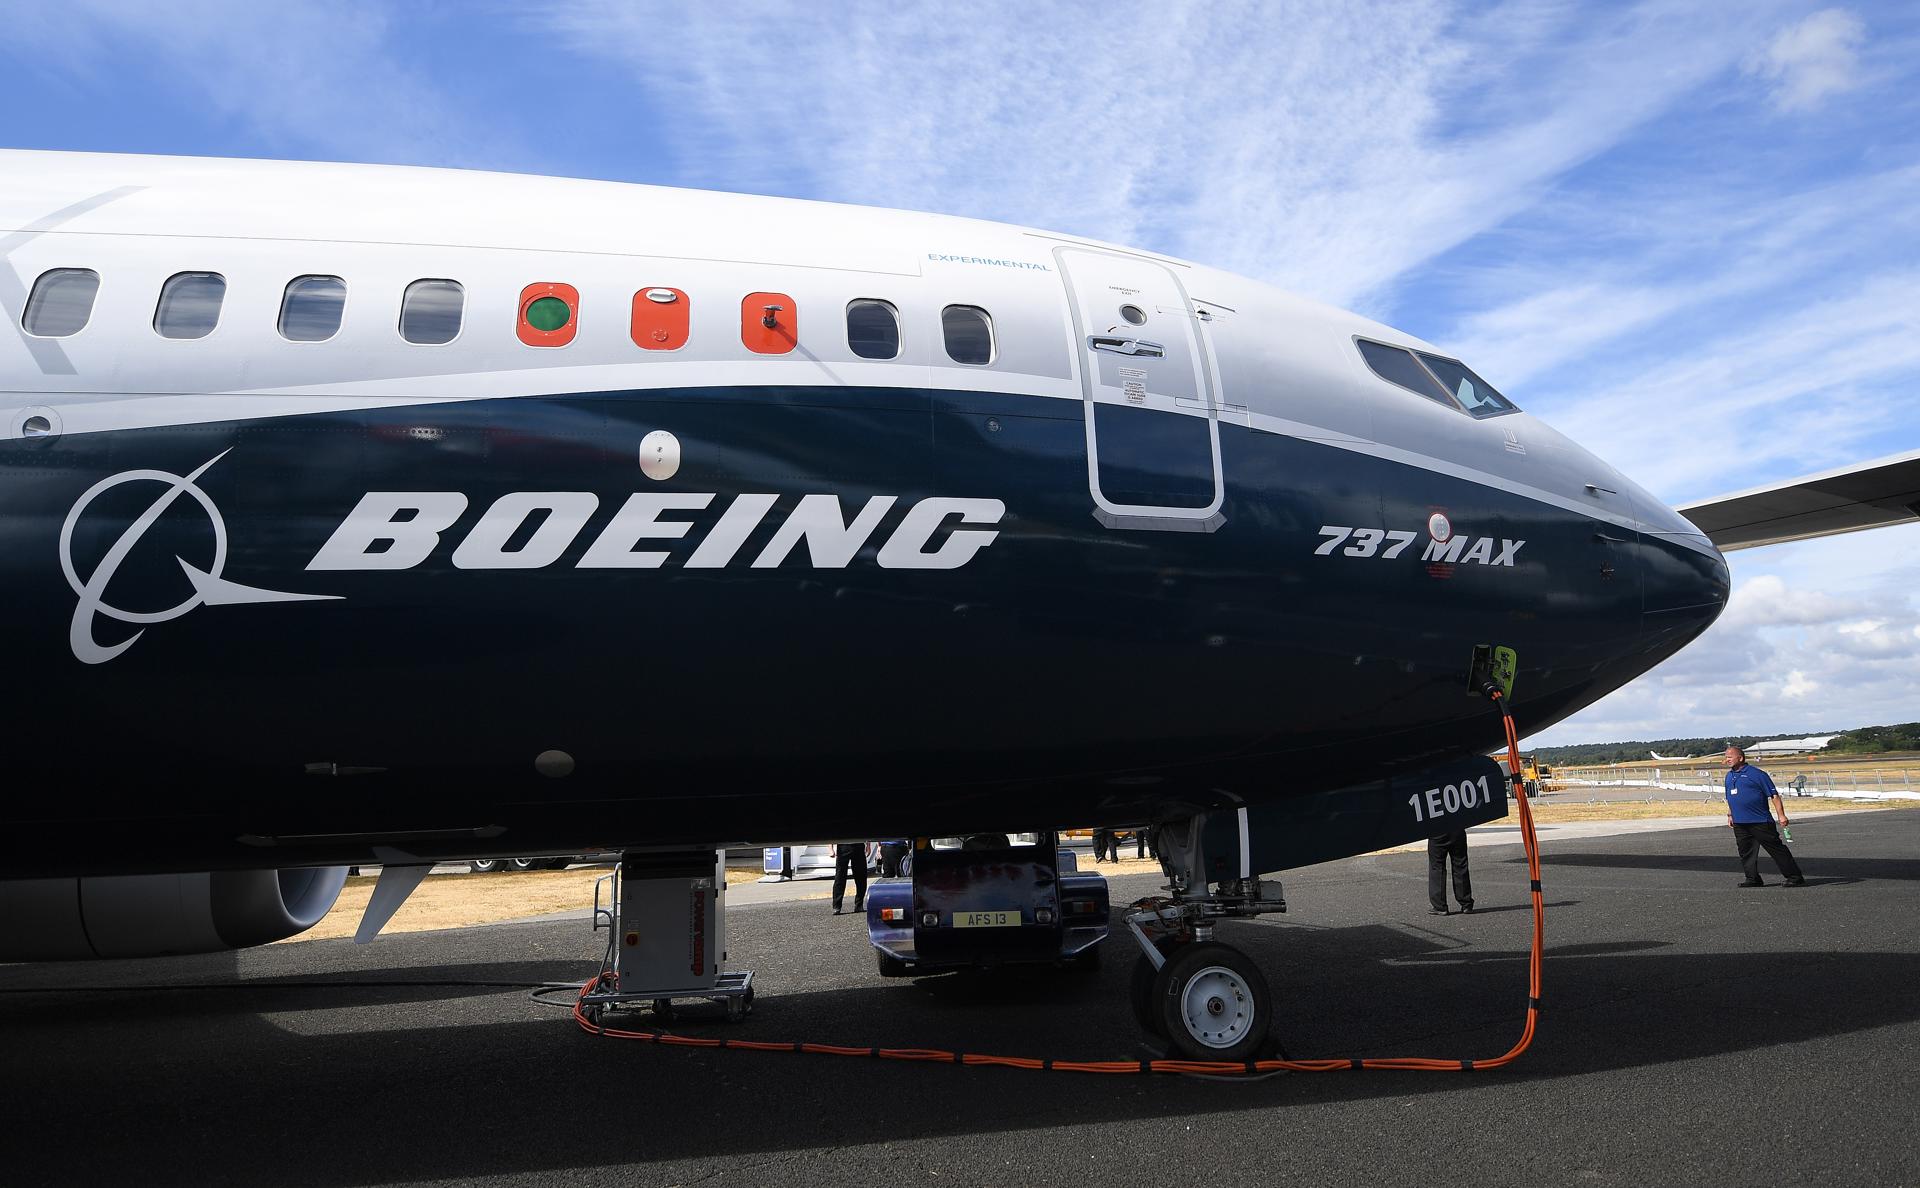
[[1519, 756, 1547, 798]]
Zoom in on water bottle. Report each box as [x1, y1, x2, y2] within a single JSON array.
[[1782, 824, 1794, 844]]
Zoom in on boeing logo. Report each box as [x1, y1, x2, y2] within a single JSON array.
[[60, 452, 339, 665], [307, 491, 1007, 573], [60, 454, 1006, 664]]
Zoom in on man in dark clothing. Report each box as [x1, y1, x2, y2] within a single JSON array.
[[1428, 831, 1473, 915], [832, 841, 869, 914], [1723, 746, 1806, 887], [1091, 828, 1112, 863]]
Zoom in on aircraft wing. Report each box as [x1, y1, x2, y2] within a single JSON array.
[[1677, 449, 1920, 551]]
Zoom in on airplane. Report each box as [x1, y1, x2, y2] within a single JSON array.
[[3, 151, 1914, 1059]]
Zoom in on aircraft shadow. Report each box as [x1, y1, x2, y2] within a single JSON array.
[[0, 957, 598, 1025], [7, 927, 1920, 1184]]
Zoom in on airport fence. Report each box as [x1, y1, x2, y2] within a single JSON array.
[[1552, 766, 1920, 801]]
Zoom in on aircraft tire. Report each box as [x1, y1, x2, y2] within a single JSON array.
[[1155, 941, 1271, 1062], [1128, 940, 1178, 1038]]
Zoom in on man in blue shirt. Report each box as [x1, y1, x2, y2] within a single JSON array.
[[1723, 746, 1806, 887]]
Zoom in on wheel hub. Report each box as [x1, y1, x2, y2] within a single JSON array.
[[1179, 965, 1252, 1047]]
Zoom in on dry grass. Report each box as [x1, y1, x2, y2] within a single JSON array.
[[293, 863, 768, 943], [1526, 796, 1916, 823], [1085, 855, 1163, 874], [1561, 754, 1920, 776]]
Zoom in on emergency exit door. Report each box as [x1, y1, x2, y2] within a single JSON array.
[[1055, 246, 1223, 532]]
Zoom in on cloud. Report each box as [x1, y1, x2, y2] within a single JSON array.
[[1720, 575, 1864, 630], [1747, 8, 1867, 111], [1536, 271, 1920, 501], [546, 1, 1797, 311], [1434, 163, 1920, 397], [3, 0, 512, 166]]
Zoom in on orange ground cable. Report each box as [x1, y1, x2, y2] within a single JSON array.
[[575, 692, 1545, 1076]]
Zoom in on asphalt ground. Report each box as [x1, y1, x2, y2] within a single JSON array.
[[3, 812, 1916, 1187]]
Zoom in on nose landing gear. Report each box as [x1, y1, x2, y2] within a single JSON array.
[[1125, 816, 1288, 1061]]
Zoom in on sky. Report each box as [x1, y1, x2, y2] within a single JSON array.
[[4, 0, 1916, 745]]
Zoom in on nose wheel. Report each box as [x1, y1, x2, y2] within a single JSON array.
[[1123, 817, 1286, 1062], [1154, 942, 1271, 1060]]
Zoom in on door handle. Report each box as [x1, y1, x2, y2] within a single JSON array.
[[1088, 335, 1165, 357]]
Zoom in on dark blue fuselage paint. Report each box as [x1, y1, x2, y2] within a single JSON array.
[[0, 385, 1727, 875]]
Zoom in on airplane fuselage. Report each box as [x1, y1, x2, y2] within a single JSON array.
[[0, 152, 1728, 877]]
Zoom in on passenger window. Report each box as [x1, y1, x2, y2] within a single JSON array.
[[518, 282, 578, 348], [1356, 339, 1454, 407], [154, 272, 227, 340], [941, 305, 993, 365], [278, 275, 346, 342], [846, 299, 900, 360], [401, 279, 464, 345], [1416, 352, 1518, 417], [22, 268, 100, 337]]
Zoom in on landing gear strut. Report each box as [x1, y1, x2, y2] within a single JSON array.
[[1125, 815, 1287, 1061]]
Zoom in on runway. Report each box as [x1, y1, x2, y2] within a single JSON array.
[[4, 811, 1916, 1187]]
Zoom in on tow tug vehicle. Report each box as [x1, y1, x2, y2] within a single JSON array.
[[865, 832, 1109, 977]]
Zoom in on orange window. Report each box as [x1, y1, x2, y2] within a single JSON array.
[[741, 291, 796, 354], [518, 282, 579, 347], [631, 287, 689, 350]]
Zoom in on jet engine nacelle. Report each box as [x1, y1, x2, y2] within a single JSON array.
[[0, 867, 348, 960]]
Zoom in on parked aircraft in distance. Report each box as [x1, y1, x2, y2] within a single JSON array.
[[4, 152, 1911, 1056]]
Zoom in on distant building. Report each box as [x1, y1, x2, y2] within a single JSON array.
[[1746, 735, 1838, 755]]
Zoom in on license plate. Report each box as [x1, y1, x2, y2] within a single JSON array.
[[952, 910, 1019, 928]]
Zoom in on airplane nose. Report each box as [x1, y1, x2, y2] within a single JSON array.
[[1637, 503, 1731, 644]]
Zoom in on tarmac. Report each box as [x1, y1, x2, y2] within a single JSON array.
[[3, 810, 1916, 1187]]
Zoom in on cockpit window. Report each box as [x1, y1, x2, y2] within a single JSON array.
[[1356, 339, 1455, 408], [1416, 352, 1518, 418]]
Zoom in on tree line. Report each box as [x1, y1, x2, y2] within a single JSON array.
[[1826, 722, 1920, 753], [1532, 722, 1920, 767]]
